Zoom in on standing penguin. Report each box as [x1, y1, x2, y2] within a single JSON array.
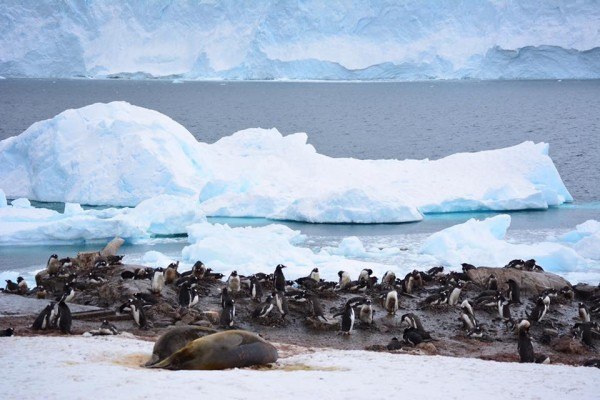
[[334, 300, 355, 335], [16, 277, 28, 294], [358, 269, 373, 284], [32, 303, 55, 330], [164, 262, 179, 285], [178, 282, 192, 309], [129, 300, 148, 329], [381, 270, 396, 289], [227, 271, 241, 294], [579, 303, 591, 323], [35, 285, 47, 300], [460, 300, 477, 331], [529, 296, 549, 323], [309, 268, 321, 282], [273, 290, 289, 319], [447, 282, 464, 306], [60, 283, 75, 303], [307, 294, 327, 321], [220, 288, 232, 309], [273, 265, 287, 292], [151, 268, 165, 294], [252, 295, 274, 319], [486, 274, 498, 291], [220, 298, 235, 328], [56, 300, 72, 334], [384, 290, 399, 315], [249, 276, 263, 302], [46, 254, 60, 276], [507, 279, 521, 304], [498, 295, 514, 330], [517, 320, 535, 363], [337, 271, 351, 290], [359, 299, 373, 325]]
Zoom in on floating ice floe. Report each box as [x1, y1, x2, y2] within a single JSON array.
[[0, 102, 572, 223], [557, 220, 600, 260], [420, 214, 597, 273], [0, 191, 205, 245]]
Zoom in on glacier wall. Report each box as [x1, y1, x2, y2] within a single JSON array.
[[0, 1, 599, 80]]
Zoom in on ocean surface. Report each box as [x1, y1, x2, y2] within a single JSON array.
[[0, 79, 599, 278]]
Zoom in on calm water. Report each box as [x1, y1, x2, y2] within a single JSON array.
[[0, 79, 599, 272]]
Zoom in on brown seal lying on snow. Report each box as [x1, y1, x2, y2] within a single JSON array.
[[147, 329, 278, 370], [144, 326, 217, 367]]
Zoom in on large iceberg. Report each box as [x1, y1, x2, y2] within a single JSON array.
[[0, 1, 599, 80], [0, 102, 573, 224]]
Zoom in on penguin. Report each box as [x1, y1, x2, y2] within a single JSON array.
[[381, 270, 396, 289], [307, 293, 327, 321], [559, 286, 575, 301], [425, 266, 444, 280], [56, 300, 72, 334], [460, 300, 477, 331], [46, 254, 60, 276], [227, 271, 241, 294], [273, 290, 289, 319], [151, 267, 165, 294], [358, 269, 373, 284], [164, 261, 179, 285], [524, 259, 543, 272], [400, 313, 432, 341], [249, 276, 263, 302], [486, 274, 498, 291], [16, 277, 28, 294], [583, 359, 600, 368], [32, 303, 55, 330], [98, 320, 119, 335], [498, 295, 514, 330], [129, 300, 148, 329], [121, 270, 135, 280], [88, 272, 106, 285], [573, 322, 596, 348], [60, 283, 75, 303], [4, 280, 19, 293], [35, 285, 47, 300], [220, 298, 235, 328], [337, 270, 351, 290], [422, 291, 448, 307], [579, 302, 591, 322], [273, 264, 287, 292], [505, 259, 525, 270], [403, 327, 423, 346], [506, 279, 521, 304], [334, 300, 355, 335], [467, 325, 484, 338], [517, 320, 535, 363], [133, 292, 158, 305], [402, 273, 415, 294], [309, 267, 320, 282], [189, 287, 200, 308], [94, 259, 108, 269], [447, 282, 464, 306], [384, 290, 398, 315], [191, 261, 207, 279], [461, 263, 476, 273], [387, 337, 402, 350], [252, 295, 274, 318], [529, 296, 549, 323], [0, 328, 14, 337], [178, 282, 192, 308], [359, 299, 373, 324], [411, 270, 424, 290], [535, 354, 550, 364], [106, 255, 124, 265]]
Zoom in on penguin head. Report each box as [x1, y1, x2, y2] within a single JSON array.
[[517, 319, 530, 331], [16, 277, 24, 283], [276, 264, 286, 270], [231, 271, 238, 277], [312, 267, 319, 273]]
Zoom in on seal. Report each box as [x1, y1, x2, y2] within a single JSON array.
[[144, 326, 217, 367], [147, 330, 278, 370]]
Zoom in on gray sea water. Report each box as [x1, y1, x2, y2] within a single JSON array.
[[0, 79, 599, 275]]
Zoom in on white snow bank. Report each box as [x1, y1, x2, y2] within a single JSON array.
[[0, 194, 205, 245], [0, 336, 596, 400], [0, 102, 572, 223], [420, 215, 595, 273]]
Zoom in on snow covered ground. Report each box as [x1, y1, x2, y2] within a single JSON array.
[[0, 335, 597, 400]]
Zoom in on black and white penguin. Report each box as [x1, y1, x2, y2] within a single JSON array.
[[34, 285, 47, 300], [358, 268, 373, 284], [400, 313, 432, 341], [579, 302, 591, 322], [273, 290, 289, 319], [220, 298, 235, 328], [189, 287, 199, 308], [573, 322, 597, 348], [94, 259, 108, 269], [220, 288, 232, 309], [403, 327, 423, 346], [307, 293, 327, 321], [402, 272, 415, 295], [227, 270, 241, 294], [309, 267, 321, 282], [273, 264, 287, 292], [178, 282, 192, 308], [60, 283, 75, 303], [387, 337, 402, 350], [384, 290, 398, 315], [31, 302, 55, 331], [164, 261, 179, 285], [467, 325, 484, 338], [529, 296, 549, 323], [56, 300, 72, 334], [4, 280, 19, 293], [151, 267, 165, 294], [381, 270, 396, 289], [249, 276, 263, 302], [447, 282, 464, 306], [0, 328, 14, 337], [337, 270, 351, 290], [517, 319, 535, 363], [506, 279, 521, 304], [422, 290, 448, 307], [252, 295, 274, 318], [133, 292, 158, 305], [535, 354, 550, 364], [460, 300, 477, 331], [129, 300, 148, 329], [88, 272, 106, 285], [505, 259, 525, 270], [46, 254, 60, 276], [334, 300, 355, 335], [498, 295, 514, 330], [486, 274, 498, 291], [98, 320, 119, 335], [425, 266, 444, 280], [16, 277, 28, 294], [461, 263, 476, 273], [359, 299, 373, 324]]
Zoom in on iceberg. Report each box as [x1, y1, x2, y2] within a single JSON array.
[[420, 215, 593, 273], [558, 220, 600, 260], [1, 1, 599, 80], [0, 193, 205, 245], [0, 102, 573, 224]]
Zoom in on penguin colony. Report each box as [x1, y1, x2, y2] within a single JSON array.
[[2, 253, 600, 368]]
